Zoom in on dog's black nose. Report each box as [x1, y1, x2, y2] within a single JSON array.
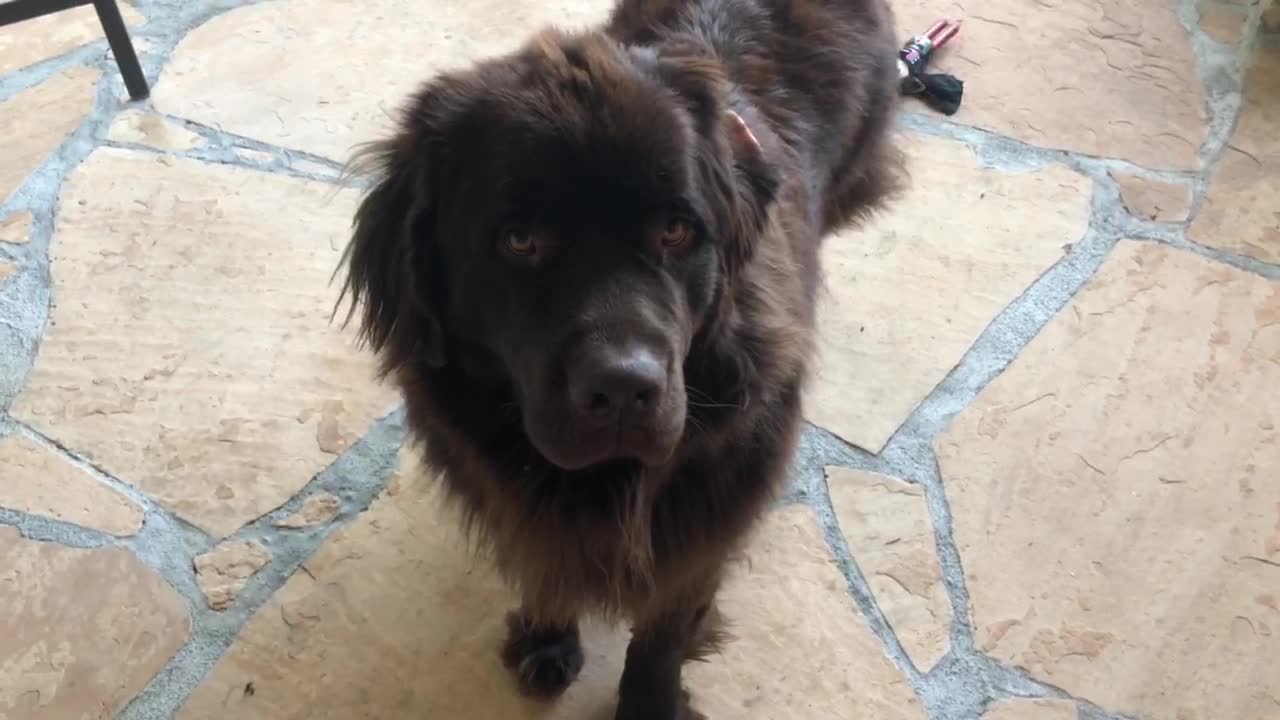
[[569, 346, 666, 425]]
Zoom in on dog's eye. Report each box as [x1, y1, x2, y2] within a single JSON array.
[[501, 228, 544, 258], [659, 219, 694, 249]]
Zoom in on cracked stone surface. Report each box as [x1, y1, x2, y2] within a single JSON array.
[[1109, 170, 1193, 223], [0, 432, 144, 536], [1189, 44, 1280, 264], [0, 526, 189, 718], [894, 0, 1208, 170], [684, 506, 925, 720], [0, 211, 32, 245], [827, 467, 951, 672], [272, 492, 340, 529], [983, 698, 1078, 720], [808, 133, 1090, 452], [194, 539, 272, 611], [1, 1, 1278, 719], [0, 2, 144, 73], [937, 241, 1280, 720], [152, 0, 615, 160], [10, 148, 397, 538], [107, 109, 204, 151], [0, 66, 100, 204]]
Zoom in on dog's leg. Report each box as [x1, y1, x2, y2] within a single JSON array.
[[616, 592, 721, 720], [501, 609, 585, 700]]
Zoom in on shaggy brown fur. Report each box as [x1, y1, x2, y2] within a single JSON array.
[[336, 0, 901, 716]]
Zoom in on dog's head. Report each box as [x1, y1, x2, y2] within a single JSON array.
[[339, 30, 779, 471]]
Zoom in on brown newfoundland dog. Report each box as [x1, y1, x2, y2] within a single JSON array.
[[336, 0, 900, 716]]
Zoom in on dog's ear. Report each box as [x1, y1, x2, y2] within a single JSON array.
[[654, 52, 779, 275], [336, 93, 456, 374], [716, 107, 779, 272]]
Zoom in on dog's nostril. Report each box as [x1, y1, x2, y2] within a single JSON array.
[[570, 347, 667, 423], [587, 392, 612, 415]]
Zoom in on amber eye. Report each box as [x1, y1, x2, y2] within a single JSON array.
[[659, 219, 694, 248], [502, 228, 537, 256]]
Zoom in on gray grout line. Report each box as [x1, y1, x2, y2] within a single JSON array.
[[100, 131, 351, 187], [1143, 232, 1280, 281], [0, 506, 116, 549], [878, 195, 1124, 460], [899, 110, 1194, 180], [0, 42, 113, 102], [0, 66, 129, 408], [113, 408, 406, 720], [9, 419, 217, 543], [1176, 0, 1258, 199], [153, 112, 353, 177]]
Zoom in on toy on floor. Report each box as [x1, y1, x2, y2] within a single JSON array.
[[898, 19, 964, 116]]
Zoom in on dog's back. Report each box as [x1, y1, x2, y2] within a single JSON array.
[[606, 0, 902, 237]]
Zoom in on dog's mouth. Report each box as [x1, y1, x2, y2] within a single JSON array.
[[527, 418, 684, 472], [520, 393, 687, 473]]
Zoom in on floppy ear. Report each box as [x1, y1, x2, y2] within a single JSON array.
[[654, 52, 779, 275], [335, 126, 446, 374]]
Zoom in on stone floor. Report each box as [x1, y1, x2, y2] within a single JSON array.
[[1, 0, 1278, 718]]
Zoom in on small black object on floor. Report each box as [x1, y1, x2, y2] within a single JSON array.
[[897, 19, 964, 116]]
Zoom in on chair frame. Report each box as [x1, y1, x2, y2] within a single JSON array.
[[1, 0, 149, 100]]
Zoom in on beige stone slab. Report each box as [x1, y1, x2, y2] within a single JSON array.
[[0, 433, 144, 536], [177, 452, 613, 720], [152, 0, 613, 160], [895, 0, 1206, 170], [686, 506, 925, 720], [937, 241, 1280, 719], [273, 492, 340, 529], [0, 2, 143, 72], [826, 467, 951, 672], [181, 453, 922, 719], [0, 212, 32, 245], [806, 133, 1090, 452], [194, 539, 271, 611], [1199, 0, 1249, 44], [984, 698, 1078, 720], [107, 110, 204, 151], [0, 526, 189, 718], [0, 67, 100, 205], [1109, 171, 1193, 223], [0, 259, 14, 285], [1188, 45, 1280, 264], [10, 148, 398, 538]]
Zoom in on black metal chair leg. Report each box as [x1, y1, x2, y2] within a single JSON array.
[[92, 0, 149, 100]]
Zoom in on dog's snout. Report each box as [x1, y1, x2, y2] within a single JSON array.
[[569, 346, 666, 426]]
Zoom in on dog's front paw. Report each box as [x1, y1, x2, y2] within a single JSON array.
[[501, 612, 584, 699]]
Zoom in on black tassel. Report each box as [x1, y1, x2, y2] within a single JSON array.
[[901, 72, 964, 116]]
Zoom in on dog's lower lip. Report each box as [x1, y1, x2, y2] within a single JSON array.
[[536, 443, 667, 472]]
